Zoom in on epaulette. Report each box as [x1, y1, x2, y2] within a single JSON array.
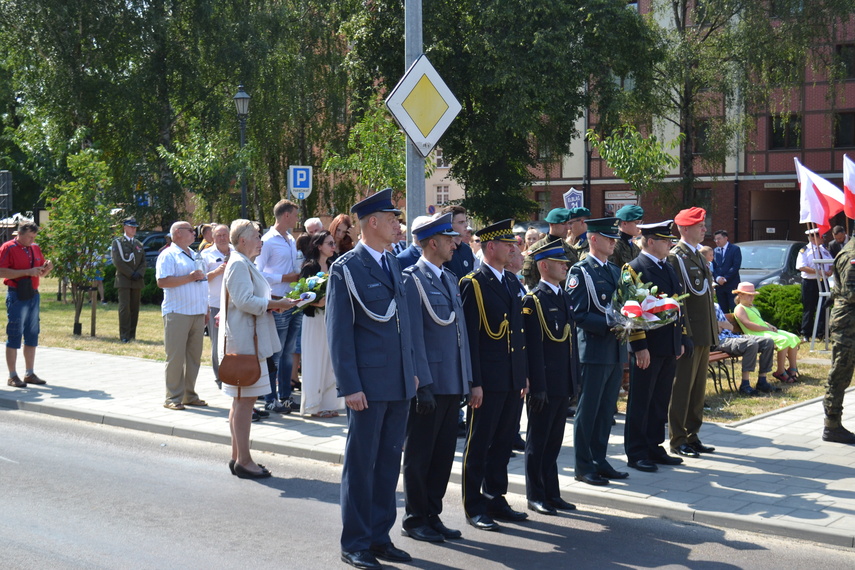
[[402, 265, 416, 276], [799, 247, 806, 253]]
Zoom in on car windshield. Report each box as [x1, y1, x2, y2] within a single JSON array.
[[739, 244, 789, 270]]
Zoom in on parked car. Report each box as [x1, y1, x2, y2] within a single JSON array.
[[733, 240, 806, 288], [137, 231, 171, 267]]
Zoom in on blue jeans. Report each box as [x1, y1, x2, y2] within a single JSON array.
[[6, 289, 40, 349], [266, 308, 302, 403]]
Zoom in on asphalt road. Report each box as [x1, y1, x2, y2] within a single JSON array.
[[2, 410, 854, 569]]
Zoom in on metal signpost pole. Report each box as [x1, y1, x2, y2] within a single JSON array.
[[405, 0, 425, 229]]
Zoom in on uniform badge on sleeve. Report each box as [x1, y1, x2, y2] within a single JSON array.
[[567, 275, 579, 289], [850, 258, 855, 265]]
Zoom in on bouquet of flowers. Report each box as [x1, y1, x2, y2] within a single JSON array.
[[287, 272, 328, 311], [606, 265, 687, 342]]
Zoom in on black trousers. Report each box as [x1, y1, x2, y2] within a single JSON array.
[[801, 279, 826, 337], [625, 354, 677, 462], [524, 395, 568, 502], [462, 390, 519, 517], [402, 394, 461, 528]]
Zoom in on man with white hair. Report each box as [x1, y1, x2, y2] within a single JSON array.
[[304, 218, 324, 235], [396, 215, 434, 269], [156, 221, 209, 410]]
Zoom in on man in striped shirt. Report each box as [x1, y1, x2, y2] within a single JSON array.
[[156, 221, 209, 410]]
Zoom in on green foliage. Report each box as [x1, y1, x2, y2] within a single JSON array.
[[344, 0, 660, 222], [323, 97, 408, 203], [754, 284, 802, 335], [586, 125, 682, 199], [39, 148, 117, 328], [643, 0, 854, 205]]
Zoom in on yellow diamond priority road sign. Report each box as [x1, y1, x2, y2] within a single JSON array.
[[386, 55, 461, 158]]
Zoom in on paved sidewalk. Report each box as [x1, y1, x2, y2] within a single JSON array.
[[2, 347, 855, 549]]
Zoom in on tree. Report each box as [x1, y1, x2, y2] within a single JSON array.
[[586, 125, 683, 210], [642, 0, 854, 206], [344, 0, 660, 221], [323, 96, 409, 210], [39, 148, 116, 334]]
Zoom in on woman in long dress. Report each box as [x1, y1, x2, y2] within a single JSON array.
[[732, 282, 801, 384], [299, 231, 344, 417], [221, 219, 297, 478]]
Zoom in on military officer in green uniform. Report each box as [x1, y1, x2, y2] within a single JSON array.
[[111, 218, 147, 343], [567, 217, 628, 486], [822, 237, 855, 444], [566, 207, 590, 263], [521, 208, 578, 289], [668, 207, 718, 459], [609, 205, 643, 269]]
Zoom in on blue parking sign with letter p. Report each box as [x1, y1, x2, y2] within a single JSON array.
[[289, 165, 313, 199]]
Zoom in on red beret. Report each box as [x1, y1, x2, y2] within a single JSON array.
[[674, 206, 706, 226]]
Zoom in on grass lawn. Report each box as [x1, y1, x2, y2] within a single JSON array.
[[5, 277, 213, 365], [9, 278, 832, 424], [616, 343, 831, 424]]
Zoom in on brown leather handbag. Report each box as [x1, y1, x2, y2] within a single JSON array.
[[218, 288, 260, 393]]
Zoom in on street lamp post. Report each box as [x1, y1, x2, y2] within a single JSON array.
[[233, 85, 251, 219]]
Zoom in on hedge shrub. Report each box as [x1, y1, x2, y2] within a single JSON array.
[[102, 265, 163, 305], [754, 283, 802, 334]]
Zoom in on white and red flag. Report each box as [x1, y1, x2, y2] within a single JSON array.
[[795, 157, 844, 235], [844, 154, 855, 219]]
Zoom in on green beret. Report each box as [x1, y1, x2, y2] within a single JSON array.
[[615, 205, 644, 222], [544, 208, 571, 223]]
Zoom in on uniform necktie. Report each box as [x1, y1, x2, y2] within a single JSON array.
[[504, 275, 516, 298], [440, 271, 452, 295], [380, 253, 393, 283]]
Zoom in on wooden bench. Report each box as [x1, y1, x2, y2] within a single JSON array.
[[708, 313, 742, 393]]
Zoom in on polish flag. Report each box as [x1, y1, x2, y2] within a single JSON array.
[[795, 158, 844, 235], [844, 155, 855, 219]]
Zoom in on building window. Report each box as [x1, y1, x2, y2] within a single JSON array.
[[626, 1, 639, 12], [770, 114, 801, 150], [535, 191, 550, 219], [434, 148, 449, 168], [835, 113, 855, 148], [693, 120, 711, 155], [435, 185, 449, 205], [838, 44, 855, 80]]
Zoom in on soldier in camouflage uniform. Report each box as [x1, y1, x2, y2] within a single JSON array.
[[609, 205, 643, 269], [823, 237, 855, 444], [521, 208, 578, 289]]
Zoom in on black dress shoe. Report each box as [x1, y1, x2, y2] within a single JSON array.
[[672, 444, 700, 458], [428, 518, 462, 539], [234, 463, 272, 479], [627, 459, 658, 472], [512, 434, 526, 452], [689, 441, 715, 453], [649, 453, 683, 466], [487, 504, 528, 522], [546, 497, 576, 511], [466, 514, 500, 531], [341, 550, 381, 570], [369, 542, 411, 563], [527, 500, 558, 516], [401, 524, 444, 542], [228, 459, 236, 475], [598, 467, 629, 480], [575, 472, 609, 486]]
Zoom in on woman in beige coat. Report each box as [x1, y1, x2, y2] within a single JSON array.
[[220, 219, 296, 478]]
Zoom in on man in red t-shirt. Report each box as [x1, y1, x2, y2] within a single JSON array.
[[0, 221, 53, 387]]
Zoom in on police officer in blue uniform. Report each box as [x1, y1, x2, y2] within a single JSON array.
[[625, 221, 687, 473], [521, 240, 576, 515], [401, 213, 473, 543], [326, 189, 423, 570], [566, 217, 629, 486], [460, 219, 528, 531]]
